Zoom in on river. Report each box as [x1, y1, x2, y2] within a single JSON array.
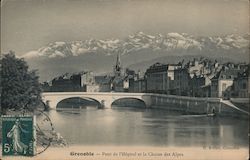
[[45, 106, 249, 148]]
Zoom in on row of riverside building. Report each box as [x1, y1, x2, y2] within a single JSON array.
[[143, 59, 249, 99], [42, 55, 249, 99]]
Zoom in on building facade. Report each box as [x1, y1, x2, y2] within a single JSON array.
[[133, 78, 146, 93], [50, 71, 96, 92], [145, 63, 181, 94], [232, 68, 249, 98], [190, 75, 212, 97], [94, 75, 112, 92], [173, 68, 191, 96], [211, 67, 243, 98]]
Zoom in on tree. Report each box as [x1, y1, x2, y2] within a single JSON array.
[[0, 51, 42, 114]]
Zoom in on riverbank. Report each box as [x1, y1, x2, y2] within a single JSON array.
[[1, 145, 248, 160], [149, 94, 249, 119]]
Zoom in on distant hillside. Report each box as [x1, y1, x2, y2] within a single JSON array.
[[22, 32, 249, 81]]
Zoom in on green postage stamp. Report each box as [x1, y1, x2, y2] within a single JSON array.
[[2, 115, 36, 156]]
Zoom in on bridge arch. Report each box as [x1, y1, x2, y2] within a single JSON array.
[[56, 97, 102, 109], [111, 97, 147, 108]]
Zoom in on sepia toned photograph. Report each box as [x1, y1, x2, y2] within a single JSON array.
[[0, 0, 249, 159]]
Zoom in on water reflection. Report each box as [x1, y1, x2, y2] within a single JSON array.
[[46, 107, 249, 147]]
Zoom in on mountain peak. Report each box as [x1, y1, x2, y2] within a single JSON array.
[[23, 32, 249, 59]]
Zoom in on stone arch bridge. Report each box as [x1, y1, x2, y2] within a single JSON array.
[[42, 92, 249, 117], [42, 92, 152, 109]]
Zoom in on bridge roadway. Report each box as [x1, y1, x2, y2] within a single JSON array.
[[42, 92, 153, 109]]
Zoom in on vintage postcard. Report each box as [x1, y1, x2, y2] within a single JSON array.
[[0, 0, 249, 160]]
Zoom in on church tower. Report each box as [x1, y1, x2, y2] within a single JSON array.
[[114, 53, 122, 77]]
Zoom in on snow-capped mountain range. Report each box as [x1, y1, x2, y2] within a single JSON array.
[[24, 32, 249, 59], [23, 32, 249, 81]]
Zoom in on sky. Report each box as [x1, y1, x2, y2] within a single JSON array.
[[1, 0, 249, 56]]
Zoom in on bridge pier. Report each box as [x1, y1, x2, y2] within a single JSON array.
[[101, 100, 112, 109], [45, 100, 59, 109]]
